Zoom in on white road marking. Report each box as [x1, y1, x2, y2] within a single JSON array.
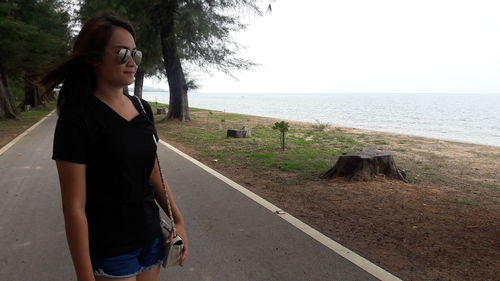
[[0, 110, 56, 156], [1, 111, 401, 280], [159, 139, 402, 281]]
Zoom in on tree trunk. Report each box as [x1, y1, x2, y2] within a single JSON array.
[[159, 0, 190, 121], [281, 132, 285, 151], [21, 74, 45, 110], [321, 150, 407, 182], [0, 67, 19, 119], [134, 69, 144, 98]]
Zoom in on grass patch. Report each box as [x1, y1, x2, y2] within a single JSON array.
[[333, 135, 360, 145], [148, 101, 500, 198], [371, 140, 389, 145], [312, 120, 331, 131], [0, 101, 56, 149], [246, 152, 274, 160], [153, 109, 353, 185]]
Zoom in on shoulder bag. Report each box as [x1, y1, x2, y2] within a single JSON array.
[[134, 95, 184, 268]]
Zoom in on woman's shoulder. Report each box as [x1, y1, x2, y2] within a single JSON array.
[[59, 96, 93, 119], [58, 96, 103, 134], [129, 94, 148, 105], [128, 94, 153, 114], [58, 103, 85, 121]]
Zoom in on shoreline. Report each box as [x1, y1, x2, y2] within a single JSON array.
[[168, 105, 500, 149], [143, 91, 500, 148], [153, 101, 500, 194], [151, 103, 500, 281]]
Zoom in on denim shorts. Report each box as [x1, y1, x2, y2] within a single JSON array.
[[91, 236, 165, 279]]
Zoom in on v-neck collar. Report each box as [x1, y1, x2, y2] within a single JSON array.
[[92, 93, 142, 123]]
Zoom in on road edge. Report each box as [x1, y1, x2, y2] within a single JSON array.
[[158, 139, 402, 281], [0, 109, 57, 156]]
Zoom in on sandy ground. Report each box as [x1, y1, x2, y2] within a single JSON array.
[[157, 111, 500, 281]]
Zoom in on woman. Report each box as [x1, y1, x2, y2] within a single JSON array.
[[40, 12, 189, 281]]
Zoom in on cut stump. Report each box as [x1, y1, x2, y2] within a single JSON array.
[[227, 126, 251, 138], [157, 108, 167, 115], [321, 150, 407, 182]]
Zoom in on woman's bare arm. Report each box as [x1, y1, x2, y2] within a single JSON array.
[[149, 157, 185, 225], [149, 157, 189, 265], [55, 160, 95, 281]]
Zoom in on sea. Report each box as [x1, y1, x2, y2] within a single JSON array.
[[141, 92, 500, 147]]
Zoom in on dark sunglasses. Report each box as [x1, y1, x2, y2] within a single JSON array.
[[114, 48, 142, 65]]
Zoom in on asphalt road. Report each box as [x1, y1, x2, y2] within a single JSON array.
[[0, 111, 382, 281]]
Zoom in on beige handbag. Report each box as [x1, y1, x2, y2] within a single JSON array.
[[157, 153, 184, 268], [134, 95, 184, 268]]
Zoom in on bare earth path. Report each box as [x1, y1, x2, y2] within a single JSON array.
[[156, 110, 500, 281]]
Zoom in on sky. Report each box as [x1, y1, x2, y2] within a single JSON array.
[[146, 0, 500, 94]]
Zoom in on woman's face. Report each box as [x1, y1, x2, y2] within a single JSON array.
[[94, 27, 138, 88]]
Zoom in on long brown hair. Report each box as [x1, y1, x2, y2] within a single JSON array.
[[38, 11, 136, 115]]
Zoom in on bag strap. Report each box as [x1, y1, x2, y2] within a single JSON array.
[[133, 95, 177, 237]]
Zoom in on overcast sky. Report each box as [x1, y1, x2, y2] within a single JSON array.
[[146, 0, 500, 94]]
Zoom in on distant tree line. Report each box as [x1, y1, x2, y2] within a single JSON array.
[[0, 0, 71, 119]]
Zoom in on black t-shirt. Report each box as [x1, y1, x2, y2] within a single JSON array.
[[52, 93, 162, 258]]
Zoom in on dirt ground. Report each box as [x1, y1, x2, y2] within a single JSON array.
[[3, 103, 497, 280], [158, 112, 500, 281]]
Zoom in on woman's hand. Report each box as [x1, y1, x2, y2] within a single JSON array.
[[166, 222, 189, 266]]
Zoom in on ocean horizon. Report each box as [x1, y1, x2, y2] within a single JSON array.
[[141, 91, 500, 147]]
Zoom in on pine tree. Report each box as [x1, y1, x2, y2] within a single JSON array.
[[0, 0, 71, 118], [80, 0, 263, 121]]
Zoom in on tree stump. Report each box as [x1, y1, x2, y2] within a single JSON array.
[[321, 150, 407, 182], [157, 108, 167, 115], [227, 126, 251, 138]]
